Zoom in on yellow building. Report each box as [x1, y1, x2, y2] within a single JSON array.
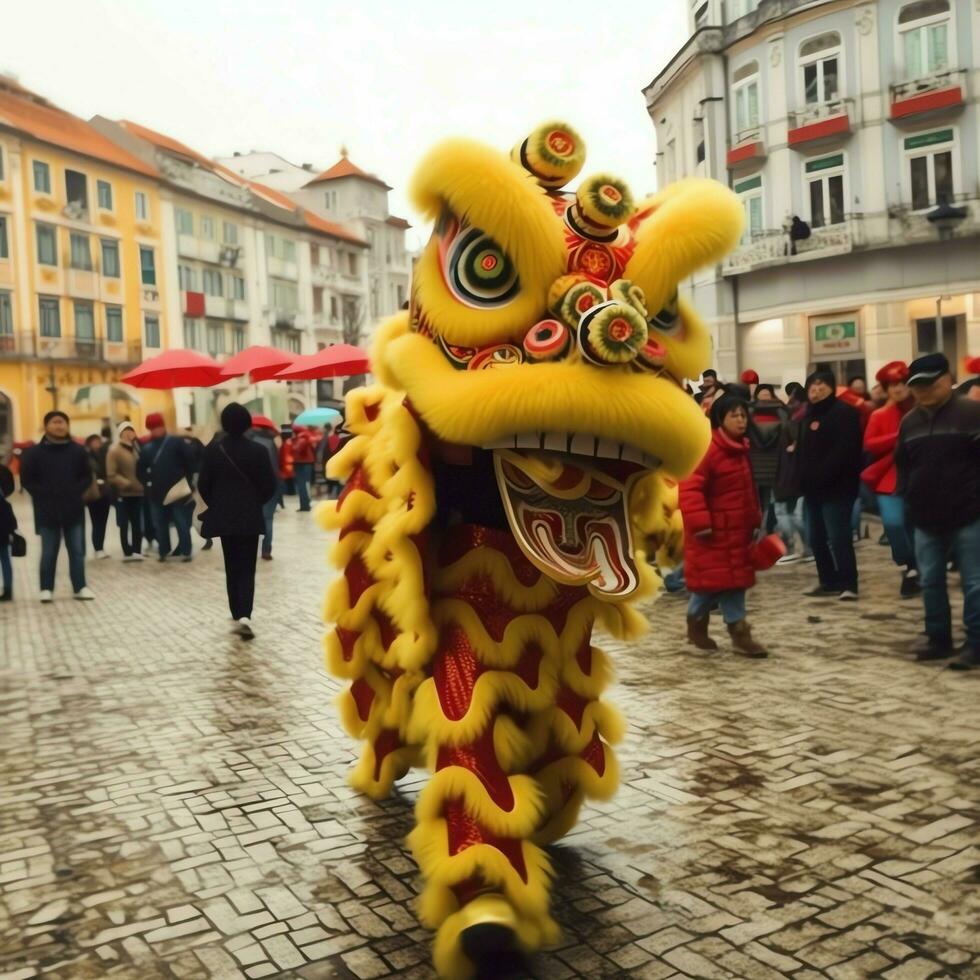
[[0, 76, 173, 457]]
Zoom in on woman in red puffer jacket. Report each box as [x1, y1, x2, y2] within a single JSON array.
[[680, 391, 770, 658]]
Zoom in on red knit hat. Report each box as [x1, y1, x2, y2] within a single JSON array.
[[740, 369, 759, 385], [875, 361, 909, 386], [145, 412, 165, 430], [965, 356, 980, 376]]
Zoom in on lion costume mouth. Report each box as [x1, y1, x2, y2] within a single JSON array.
[[491, 444, 655, 600]]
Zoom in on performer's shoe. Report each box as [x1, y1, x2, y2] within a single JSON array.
[[436, 893, 531, 980], [727, 619, 769, 658], [686, 614, 718, 651]]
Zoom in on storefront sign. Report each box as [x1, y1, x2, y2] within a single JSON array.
[[811, 318, 861, 355]]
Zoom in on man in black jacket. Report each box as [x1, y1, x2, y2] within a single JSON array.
[[896, 353, 980, 669], [137, 413, 197, 562], [798, 370, 863, 600], [20, 411, 95, 602]]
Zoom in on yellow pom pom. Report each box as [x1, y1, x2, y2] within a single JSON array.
[[575, 174, 635, 229], [511, 121, 586, 189]]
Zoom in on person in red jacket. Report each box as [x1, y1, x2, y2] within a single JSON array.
[[289, 425, 316, 512], [680, 391, 770, 658], [862, 361, 919, 597]]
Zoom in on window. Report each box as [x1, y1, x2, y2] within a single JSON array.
[[202, 268, 224, 297], [232, 326, 245, 352], [200, 216, 215, 240], [70, 233, 93, 270], [178, 265, 197, 290], [36, 224, 57, 266], [330, 295, 339, 321], [97, 180, 113, 210], [347, 252, 358, 276], [183, 318, 202, 350], [176, 209, 194, 235], [905, 129, 955, 209], [282, 239, 296, 263], [144, 315, 161, 349], [231, 276, 245, 300], [39, 296, 61, 337], [270, 279, 298, 310], [105, 305, 123, 343], [65, 170, 88, 210], [800, 32, 841, 106], [805, 154, 846, 228], [899, 0, 951, 80], [313, 286, 324, 315], [0, 292, 11, 335], [732, 61, 760, 134], [734, 175, 764, 241], [222, 221, 238, 244], [0, 216, 7, 259], [265, 234, 297, 262], [206, 322, 225, 356], [271, 328, 301, 353], [135, 191, 149, 221], [74, 302, 95, 339], [101, 239, 120, 277], [33, 160, 51, 194], [139, 246, 156, 285]]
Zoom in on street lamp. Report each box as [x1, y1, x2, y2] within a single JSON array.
[[927, 194, 968, 242]]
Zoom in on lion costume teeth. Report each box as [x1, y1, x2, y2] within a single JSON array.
[[322, 120, 743, 979]]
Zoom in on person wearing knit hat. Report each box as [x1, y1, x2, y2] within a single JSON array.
[[958, 355, 980, 401], [106, 421, 145, 561], [739, 368, 759, 398], [862, 361, 918, 598], [680, 390, 771, 657], [798, 369, 863, 601], [197, 402, 279, 639]]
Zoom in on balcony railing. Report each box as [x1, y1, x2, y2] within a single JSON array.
[[787, 97, 853, 131], [891, 68, 968, 104], [1, 333, 142, 364], [724, 217, 864, 274]]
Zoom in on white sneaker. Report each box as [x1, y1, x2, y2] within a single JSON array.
[[776, 553, 802, 565], [74, 587, 96, 601], [40, 590, 54, 603], [839, 590, 859, 602], [123, 554, 144, 562], [95, 550, 110, 560], [235, 618, 255, 640]]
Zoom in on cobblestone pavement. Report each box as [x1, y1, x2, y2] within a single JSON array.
[[1, 493, 977, 980]]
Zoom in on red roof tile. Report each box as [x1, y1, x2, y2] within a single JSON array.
[[305, 154, 391, 190], [0, 83, 157, 178]]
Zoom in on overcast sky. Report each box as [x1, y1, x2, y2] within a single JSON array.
[[5, 0, 688, 248]]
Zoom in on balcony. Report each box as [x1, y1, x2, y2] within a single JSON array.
[[788, 100, 852, 148], [266, 256, 298, 281], [4, 333, 142, 364], [723, 217, 864, 274], [311, 264, 336, 287], [727, 129, 766, 170], [204, 294, 249, 321], [890, 70, 966, 124], [177, 235, 222, 264]]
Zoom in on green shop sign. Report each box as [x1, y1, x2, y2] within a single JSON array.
[[812, 319, 860, 353], [806, 154, 844, 173], [904, 129, 953, 151], [734, 175, 762, 194]]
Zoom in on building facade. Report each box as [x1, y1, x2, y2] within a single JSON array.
[[92, 120, 369, 425], [215, 150, 411, 330], [0, 77, 174, 454], [645, 0, 980, 387]]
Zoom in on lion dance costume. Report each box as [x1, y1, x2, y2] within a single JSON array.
[[321, 122, 743, 978]]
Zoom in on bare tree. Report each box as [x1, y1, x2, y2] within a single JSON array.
[[341, 295, 367, 393]]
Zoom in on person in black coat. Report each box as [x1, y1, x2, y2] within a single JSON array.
[[0, 461, 16, 600], [197, 403, 277, 638], [84, 434, 112, 558], [20, 411, 95, 601], [798, 370, 863, 600]]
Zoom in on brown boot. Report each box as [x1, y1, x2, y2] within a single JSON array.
[[727, 620, 769, 658], [687, 615, 718, 651]]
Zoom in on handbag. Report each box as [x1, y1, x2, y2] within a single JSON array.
[[163, 476, 193, 506], [10, 532, 27, 558], [82, 476, 101, 504], [750, 533, 787, 571]]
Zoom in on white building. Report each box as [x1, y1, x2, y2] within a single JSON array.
[[645, 0, 980, 387], [92, 119, 368, 424], [215, 149, 412, 326]]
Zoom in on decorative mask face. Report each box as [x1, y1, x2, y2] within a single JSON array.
[[374, 121, 744, 599]]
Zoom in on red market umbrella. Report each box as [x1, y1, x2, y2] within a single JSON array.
[[274, 344, 369, 381], [121, 350, 223, 389], [219, 345, 296, 383], [250, 414, 279, 432]]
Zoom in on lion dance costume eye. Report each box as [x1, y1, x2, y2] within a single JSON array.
[[320, 121, 744, 978]]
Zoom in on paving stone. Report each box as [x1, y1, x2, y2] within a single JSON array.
[[0, 504, 976, 979]]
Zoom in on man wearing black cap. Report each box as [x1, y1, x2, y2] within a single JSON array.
[[896, 353, 980, 669], [20, 411, 95, 602]]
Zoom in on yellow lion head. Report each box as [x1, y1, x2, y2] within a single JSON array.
[[347, 121, 743, 604]]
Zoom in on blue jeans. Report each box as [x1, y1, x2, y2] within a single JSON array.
[[876, 494, 915, 569], [663, 563, 686, 593], [688, 589, 746, 625], [806, 496, 858, 593], [39, 520, 86, 592], [0, 542, 11, 594], [261, 484, 280, 556], [775, 497, 810, 556], [150, 500, 192, 558], [294, 463, 313, 510], [914, 517, 980, 648]]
